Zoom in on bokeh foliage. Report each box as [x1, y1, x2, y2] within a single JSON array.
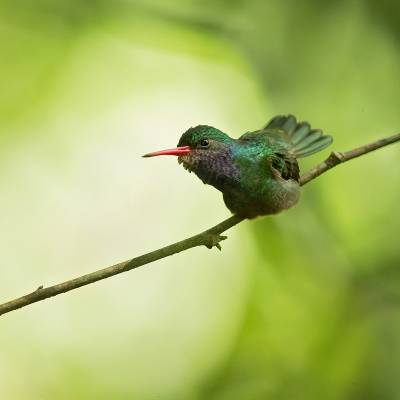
[[0, 1, 399, 399]]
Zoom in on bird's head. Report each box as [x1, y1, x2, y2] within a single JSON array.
[[143, 125, 234, 175]]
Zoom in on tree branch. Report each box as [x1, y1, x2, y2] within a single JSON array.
[[299, 133, 400, 185], [0, 133, 399, 316]]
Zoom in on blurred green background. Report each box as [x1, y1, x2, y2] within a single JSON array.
[[1, 1, 400, 399]]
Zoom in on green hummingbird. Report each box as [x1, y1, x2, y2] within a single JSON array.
[[143, 115, 333, 219]]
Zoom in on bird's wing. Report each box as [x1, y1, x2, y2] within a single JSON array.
[[242, 115, 333, 157], [270, 152, 300, 181], [263, 114, 333, 158], [238, 130, 300, 182]]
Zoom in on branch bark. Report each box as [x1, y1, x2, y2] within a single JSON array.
[[0, 133, 399, 316]]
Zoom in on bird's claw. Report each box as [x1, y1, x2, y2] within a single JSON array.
[[205, 233, 227, 250]]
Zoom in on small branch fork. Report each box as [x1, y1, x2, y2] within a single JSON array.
[[0, 133, 399, 317], [299, 133, 400, 185]]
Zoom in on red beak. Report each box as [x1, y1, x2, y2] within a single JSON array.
[[142, 146, 191, 158]]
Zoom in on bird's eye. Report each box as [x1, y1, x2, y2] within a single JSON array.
[[200, 139, 209, 148]]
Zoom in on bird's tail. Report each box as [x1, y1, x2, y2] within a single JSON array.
[[265, 114, 333, 158]]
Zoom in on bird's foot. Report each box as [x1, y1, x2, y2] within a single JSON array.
[[204, 233, 227, 251]]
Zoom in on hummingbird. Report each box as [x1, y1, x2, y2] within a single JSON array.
[[143, 115, 333, 219]]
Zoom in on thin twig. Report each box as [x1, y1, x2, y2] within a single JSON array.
[[299, 132, 400, 185], [0, 215, 244, 316], [0, 133, 399, 316]]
